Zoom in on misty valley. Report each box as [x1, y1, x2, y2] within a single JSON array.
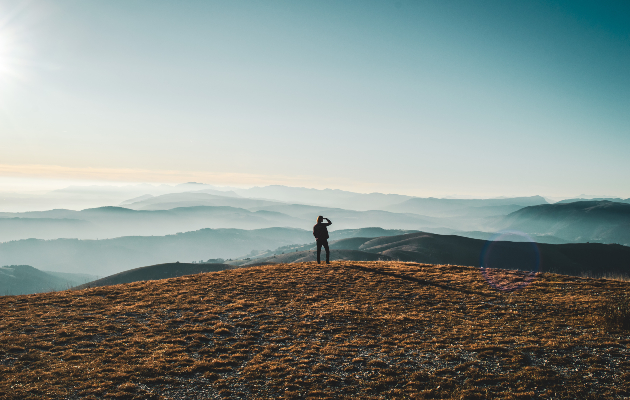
[[2, 184, 630, 296]]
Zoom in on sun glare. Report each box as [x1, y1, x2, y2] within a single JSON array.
[[0, 15, 30, 83], [0, 32, 15, 78]]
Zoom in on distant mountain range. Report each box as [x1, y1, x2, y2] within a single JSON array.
[[0, 206, 300, 241], [123, 192, 281, 210], [7, 227, 630, 295], [0, 227, 313, 276], [0, 204, 436, 242], [496, 200, 630, 246], [230, 185, 415, 211], [0, 227, 414, 276], [0, 192, 557, 243], [2, 184, 629, 285], [557, 197, 630, 204], [0, 265, 97, 296], [384, 195, 548, 217]]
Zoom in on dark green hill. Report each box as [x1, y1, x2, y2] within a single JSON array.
[[73, 262, 234, 289], [0, 265, 97, 296], [248, 231, 630, 278]]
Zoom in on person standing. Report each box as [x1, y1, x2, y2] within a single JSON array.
[[313, 216, 332, 264]]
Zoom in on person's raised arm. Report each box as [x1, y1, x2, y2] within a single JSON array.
[[325, 218, 332, 226]]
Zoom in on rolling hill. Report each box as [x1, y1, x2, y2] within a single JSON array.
[[240, 249, 395, 265], [1, 262, 628, 399], [497, 200, 630, 245], [0, 265, 97, 296], [72, 262, 235, 289], [244, 231, 630, 278]]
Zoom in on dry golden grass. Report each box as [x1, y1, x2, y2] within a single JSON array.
[[1, 261, 629, 399]]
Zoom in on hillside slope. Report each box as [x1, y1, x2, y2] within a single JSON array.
[[497, 200, 630, 245], [72, 262, 235, 289], [0, 265, 97, 296], [246, 232, 630, 278], [0, 265, 70, 296], [1, 262, 628, 399]]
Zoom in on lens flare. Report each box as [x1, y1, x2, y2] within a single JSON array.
[[479, 231, 540, 291]]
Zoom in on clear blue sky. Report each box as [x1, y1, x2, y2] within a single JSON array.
[[0, 0, 628, 198]]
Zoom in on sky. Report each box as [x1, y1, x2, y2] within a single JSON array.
[[0, 0, 628, 198]]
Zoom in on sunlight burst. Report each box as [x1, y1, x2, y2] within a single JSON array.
[[0, 15, 30, 84]]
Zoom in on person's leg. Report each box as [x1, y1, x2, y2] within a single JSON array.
[[323, 240, 330, 264], [316, 240, 322, 264]]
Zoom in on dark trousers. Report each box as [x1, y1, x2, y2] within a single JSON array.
[[316, 239, 330, 264]]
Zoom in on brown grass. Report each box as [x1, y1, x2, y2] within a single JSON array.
[[1, 261, 629, 399]]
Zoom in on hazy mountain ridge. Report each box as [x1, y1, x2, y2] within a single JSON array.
[[230, 185, 415, 211], [123, 192, 280, 210], [1, 228, 417, 294], [0, 206, 303, 241], [1, 185, 561, 244], [0, 182, 233, 212], [0, 227, 416, 278], [0, 227, 314, 276], [384, 195, 548, 217], [0, 204, 437, 242], [498, 200, 630, 245], [557, 197, 630, 204]]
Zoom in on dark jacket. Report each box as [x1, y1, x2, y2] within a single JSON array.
[[313, 222, 331, 240]]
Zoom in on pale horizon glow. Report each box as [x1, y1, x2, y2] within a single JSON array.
[[0, 0, 628, 202], [0, 170, 619, 202]]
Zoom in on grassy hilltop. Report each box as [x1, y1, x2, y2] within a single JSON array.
[[1, 262, 629, 399]]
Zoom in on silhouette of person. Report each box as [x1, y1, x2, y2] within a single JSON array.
[[313, 216, 332, 264]]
